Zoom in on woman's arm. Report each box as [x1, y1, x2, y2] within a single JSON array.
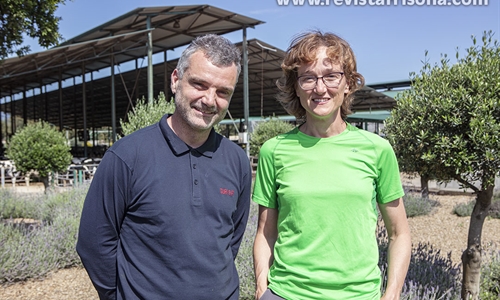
[[253, 205, 279, 300], [379, 198, 412, 300]]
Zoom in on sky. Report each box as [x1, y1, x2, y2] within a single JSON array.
[[24, 0, 500, 85]]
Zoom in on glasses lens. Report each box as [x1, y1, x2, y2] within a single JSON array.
[[298, 73, 343, 90], [299, 76, 316, 90], [323, 73, 342, 88]]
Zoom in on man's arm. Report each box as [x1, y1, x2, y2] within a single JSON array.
[[76, 151, 130, 300], [253, 205, 278, 300], [379, 198, 411, 300]]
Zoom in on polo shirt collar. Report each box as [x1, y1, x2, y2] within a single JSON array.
[[159, 114, 217, 158]]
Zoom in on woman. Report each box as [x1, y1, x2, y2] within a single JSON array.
[[252, 30, 411, 300]]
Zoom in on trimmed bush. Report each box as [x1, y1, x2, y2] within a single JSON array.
[[249, 117, 295, 157], [6, 121, 72, 191]]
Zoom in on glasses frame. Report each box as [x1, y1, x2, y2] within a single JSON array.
[[297, 72, 345, 91]]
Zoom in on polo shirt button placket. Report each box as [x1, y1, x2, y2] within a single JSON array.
[[191, 153, 202, 206]]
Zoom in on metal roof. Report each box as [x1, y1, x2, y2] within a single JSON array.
[[0, 37, 395, 131], [351, 86, 397, 111], [0, 38, 287, 130], [0, 5, 264, 97]]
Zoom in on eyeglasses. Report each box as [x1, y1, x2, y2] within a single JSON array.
[[297, 72, 344, 90]]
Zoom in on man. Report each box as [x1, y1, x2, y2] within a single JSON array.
[[77, 34, 252, 300]]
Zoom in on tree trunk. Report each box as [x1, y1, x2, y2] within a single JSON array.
[[461, 185, 494, 300], [420, 174, 430, 199], [41, 176, 50, 193]]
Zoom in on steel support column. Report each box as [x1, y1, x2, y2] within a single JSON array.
[[147, 16, 153, 103], [111, 53, 117, 142], [242, 27, 250, 158]]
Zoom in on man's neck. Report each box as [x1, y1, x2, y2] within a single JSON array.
[[166, 115, 211, 149]]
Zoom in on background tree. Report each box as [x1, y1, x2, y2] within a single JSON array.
[[249, 117, 295, 157], [6, 121, 72, 191], [120, 92, 175, 136], [385, 31, 500, 299], [384, 62, 452, 198], [0, 0, 67, 59]]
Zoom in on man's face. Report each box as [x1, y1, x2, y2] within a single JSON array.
[[170, 51, 238, 133]]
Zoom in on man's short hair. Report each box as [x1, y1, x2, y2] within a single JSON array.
[[175, 34, 241, 80]]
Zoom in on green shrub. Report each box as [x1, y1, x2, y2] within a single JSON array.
[[120, 92, 175, 136], [403, 193, 438, 218], [6, 121, 72, 191], [249, 117, 295, 157]]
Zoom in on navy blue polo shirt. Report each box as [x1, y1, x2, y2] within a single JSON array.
[[77, 114, 252, 300]]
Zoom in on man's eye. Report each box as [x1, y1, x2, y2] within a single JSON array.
[[192, 82, 206, 90], [217, 90, 231, 98], [302, 77, 316, 83]]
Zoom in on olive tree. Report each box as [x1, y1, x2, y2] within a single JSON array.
[[6, 121, 72, 191], [385, 31, 500, 299], [384, 68, 452, 198], [0, 0, 67, 59], [120, 92, 175, 136]]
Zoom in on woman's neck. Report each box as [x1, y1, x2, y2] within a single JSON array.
[[300, 116, 346, 138]]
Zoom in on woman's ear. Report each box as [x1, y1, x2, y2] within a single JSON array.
[[343, 82, 350, 94]]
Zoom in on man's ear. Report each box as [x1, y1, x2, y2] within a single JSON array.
[[171, 69, 179, 94]]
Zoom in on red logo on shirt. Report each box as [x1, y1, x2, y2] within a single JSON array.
[[220, 188, 235, 196]]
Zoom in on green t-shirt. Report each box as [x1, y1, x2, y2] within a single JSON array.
[[252, 124, 404, 300]]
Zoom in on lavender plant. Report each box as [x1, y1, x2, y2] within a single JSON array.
[[378, 226, 461, 299], [235, 201, 258, 299], [403, 192, 439, 218], [0, 186, 86, 284], [2, 185, 499, 300], [480, 244, 500, 300], [453, 195, 500, 219], [0, 189, 42, 220]]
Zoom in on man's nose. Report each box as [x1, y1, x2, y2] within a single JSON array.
[[202, 88, 217, 107]]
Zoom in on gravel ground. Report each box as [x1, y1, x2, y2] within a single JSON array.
[[1, 193, 500, 299]]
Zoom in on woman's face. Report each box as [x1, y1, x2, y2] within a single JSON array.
[[296, 46, 349, 121]]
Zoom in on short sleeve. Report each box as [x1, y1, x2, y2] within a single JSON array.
[[252, 139, 279, 209]]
